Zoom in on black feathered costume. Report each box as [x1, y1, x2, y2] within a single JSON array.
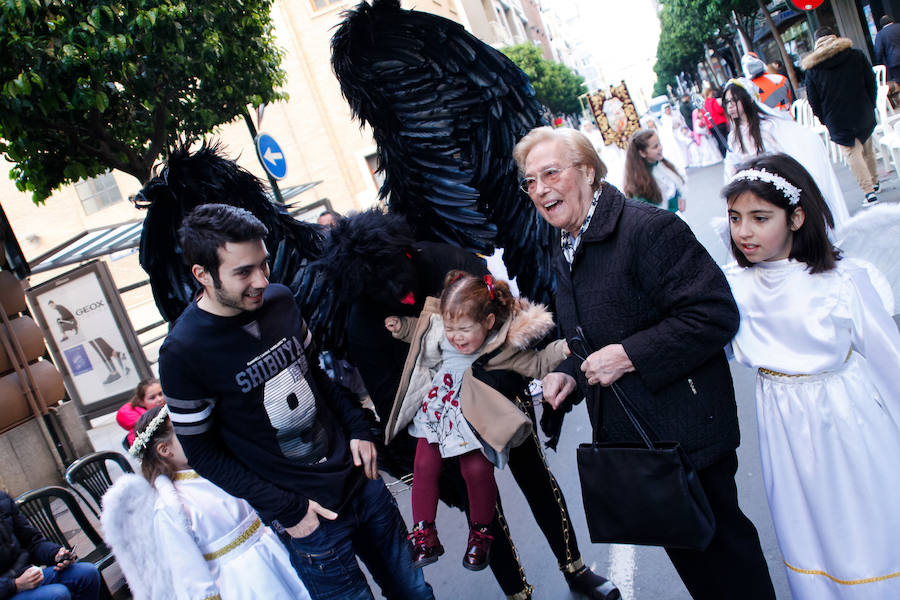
[[324, 2, 618, 597]]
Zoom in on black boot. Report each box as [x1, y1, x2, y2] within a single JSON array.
[[565, 565, 620, 600]]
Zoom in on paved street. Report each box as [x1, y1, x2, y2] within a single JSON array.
[[383, 156, 898, 600]]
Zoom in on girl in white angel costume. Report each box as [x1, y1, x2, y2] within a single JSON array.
[[723, 153, 900, 599], [101, 406, 310, 600], [721, 78, 849, 233]]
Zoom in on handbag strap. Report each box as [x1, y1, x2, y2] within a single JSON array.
[[565, 255, 660, 451]]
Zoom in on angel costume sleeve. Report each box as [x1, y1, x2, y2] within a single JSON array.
[[154, 477, 221, 600]]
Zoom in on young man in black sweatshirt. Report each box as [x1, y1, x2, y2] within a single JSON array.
[[159, 204, 433, 600]]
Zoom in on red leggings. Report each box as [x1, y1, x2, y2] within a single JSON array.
[[411, 437, 497, 525]]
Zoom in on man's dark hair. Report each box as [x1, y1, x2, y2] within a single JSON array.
[[881, 15, 894, 28], [814, 26, 836, 40], [179, 204, 268, 285]]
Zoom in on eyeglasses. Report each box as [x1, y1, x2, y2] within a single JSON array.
[[519, 164, 578, 194]]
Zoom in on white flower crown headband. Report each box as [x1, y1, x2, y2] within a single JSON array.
[[730, 168, 801, 206], [129, 404, 169, 458]]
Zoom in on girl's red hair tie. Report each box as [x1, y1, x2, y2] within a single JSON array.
[[483, 274, 495, 300]]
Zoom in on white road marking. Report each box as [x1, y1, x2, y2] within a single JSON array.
[[606, 544, 636, 599]]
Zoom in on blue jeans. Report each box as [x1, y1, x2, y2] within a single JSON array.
[[281, 477, 433, 600], [13, 563, 100, 600]]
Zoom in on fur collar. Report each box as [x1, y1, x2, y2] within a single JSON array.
[[501, 298, 556, 351], [802, 37, 853, 70]]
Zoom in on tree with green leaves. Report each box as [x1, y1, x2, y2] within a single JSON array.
[[0, 0, 286, 204], [501, 43, 585, 115], [653, 0, 713, 95]]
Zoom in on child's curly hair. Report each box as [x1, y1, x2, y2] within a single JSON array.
[[440, 270, 516, 328]]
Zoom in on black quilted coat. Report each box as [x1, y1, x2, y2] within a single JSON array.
[[0, 491, 60, 599], [552, 184, 741, 470]]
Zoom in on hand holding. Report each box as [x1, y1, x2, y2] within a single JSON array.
[[384, 316, 402, 333], [285, 500, 338, 538], [350, 438, 379, 479], [54, 547, 76, 571], [581, 344, 634, 387], [15, 566, 43, 591], [541, 372, 577, 410]]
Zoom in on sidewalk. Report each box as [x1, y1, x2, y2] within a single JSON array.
[[836, 153, 898, 216]]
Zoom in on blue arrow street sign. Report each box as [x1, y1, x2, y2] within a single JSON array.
[[255, 133, 287, 180]]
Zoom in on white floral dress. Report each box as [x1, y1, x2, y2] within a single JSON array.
[[407, 337, 484, 458]]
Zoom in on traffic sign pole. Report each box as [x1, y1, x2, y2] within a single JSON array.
[[243, 110, 284, 203]]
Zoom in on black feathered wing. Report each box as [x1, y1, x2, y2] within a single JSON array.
[[136, 142, 322, 323], [331, 0, 554, 303]]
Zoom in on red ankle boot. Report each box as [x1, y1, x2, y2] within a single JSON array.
[[462, 523, 493, 571], [408, 521, 444, 568]]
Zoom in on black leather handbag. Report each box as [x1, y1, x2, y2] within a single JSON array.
[[571, 330, 716, 551]]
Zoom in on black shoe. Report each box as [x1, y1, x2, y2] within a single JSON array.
[[565, 565, 621, 600], [103, 372, 121, 384], [864, 192, 879, 206], [873, 182, 881, 193]]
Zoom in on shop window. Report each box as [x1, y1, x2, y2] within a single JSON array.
[[74, 172, 122, 215], [310, 0, 343, 10]]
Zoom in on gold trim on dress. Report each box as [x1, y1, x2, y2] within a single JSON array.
[[203, 518, 262, 561], [784, 561, 900, 585], [174, 470, 201, 481]]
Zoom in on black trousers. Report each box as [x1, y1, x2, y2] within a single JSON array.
[[486, 401, 583, 596], [665, 451, 775, 600]]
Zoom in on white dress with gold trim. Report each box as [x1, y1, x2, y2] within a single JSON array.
[[155, 471, 310, 600], [726, 258, 900, 599]]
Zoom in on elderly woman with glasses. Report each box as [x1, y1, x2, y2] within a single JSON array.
[[512, 126, 776, 600]]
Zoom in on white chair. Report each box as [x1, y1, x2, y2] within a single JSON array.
[[872, 85, 900, 175], [792, 98, 841, 164], [874, 64, 887, 89]]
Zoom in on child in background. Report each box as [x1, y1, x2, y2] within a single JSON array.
[[384, 271, 568, 572], [101, 406, 310, 600], [623, 129, 687, 213], [116, 378, 166, 447], [723, 153, 900, 599]]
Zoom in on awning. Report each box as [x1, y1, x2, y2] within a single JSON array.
[[28, 182, 321, 274]]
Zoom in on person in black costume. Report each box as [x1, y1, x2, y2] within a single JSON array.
[[316, 210, 619, 600]]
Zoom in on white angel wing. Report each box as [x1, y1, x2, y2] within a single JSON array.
[[837, 203, 900, 315], [101, 475, 173, 600]]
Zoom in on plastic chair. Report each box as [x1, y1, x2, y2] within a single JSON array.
[[15, 485, 119, 600], [65, 451, 134, 517], [874, 64, 887, 89]]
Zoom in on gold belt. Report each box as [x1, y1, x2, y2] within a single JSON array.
[[203, 518, 261, 561], [758, 350, 852, 378]]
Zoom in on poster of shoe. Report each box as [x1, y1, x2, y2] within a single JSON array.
[[25, 260, 152, 418]]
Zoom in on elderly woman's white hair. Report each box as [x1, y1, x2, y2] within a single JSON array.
[[513, 126, 607, 193]]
